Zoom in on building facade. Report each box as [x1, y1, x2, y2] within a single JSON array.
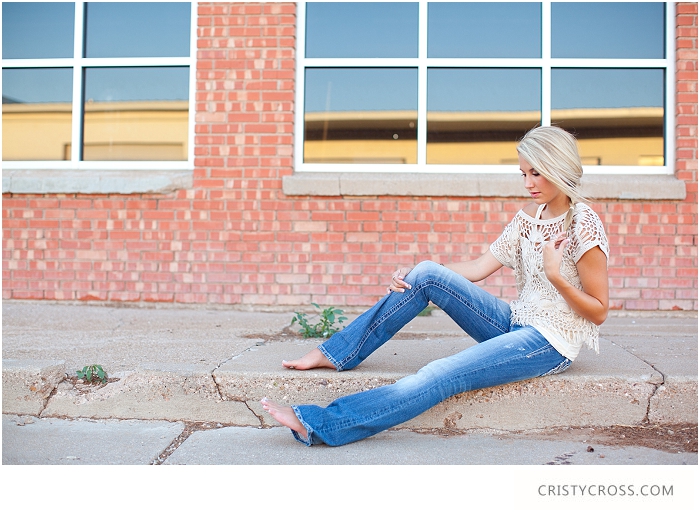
[[2, 2, 698, 311]]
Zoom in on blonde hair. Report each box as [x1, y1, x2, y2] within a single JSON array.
[[517, 126, 587, 230]]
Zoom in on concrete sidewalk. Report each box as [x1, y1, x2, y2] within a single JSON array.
[[2, 301, 697, 434]]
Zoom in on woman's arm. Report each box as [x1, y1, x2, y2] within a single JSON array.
[[388, 250, 503, 293], [543, 234, 609, 325], [444, 250, 504, 282]]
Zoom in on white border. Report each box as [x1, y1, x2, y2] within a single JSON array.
[[1, 0, 197, 170], [293, 0, 676, 176]]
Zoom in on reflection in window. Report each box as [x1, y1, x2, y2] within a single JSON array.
[[306, 2, 418, 58], [2, 68, 73, 160], [552, 2, 664, 59], [83, 67, 189, 161], [85, 2, 191, 58], [304, 68, 418, 164], [2, 2, 74, 59], [428, 2, 541, 58], [552, 69, 665, 166], [427, 68, 541, 164]]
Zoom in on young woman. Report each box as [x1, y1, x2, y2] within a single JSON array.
[[261, 126, 610, 446]]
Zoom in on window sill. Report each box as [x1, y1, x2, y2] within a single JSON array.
[[283, 172, 687, 200], [2, 169, 193, 195]]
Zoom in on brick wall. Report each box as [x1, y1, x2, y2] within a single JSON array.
[[2, 2, 697, 311]]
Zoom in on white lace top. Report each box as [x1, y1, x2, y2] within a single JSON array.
[[490, 203, 609, 360]]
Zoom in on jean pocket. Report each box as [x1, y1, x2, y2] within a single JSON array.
[[539, 358, 572, 377]]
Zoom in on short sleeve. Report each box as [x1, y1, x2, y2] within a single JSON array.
[[570, 205, 610, 263], [490, 216, 519, 269]]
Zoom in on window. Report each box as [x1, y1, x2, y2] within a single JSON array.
[[295, 1, 674, 175], [2, 1, 194, 167]]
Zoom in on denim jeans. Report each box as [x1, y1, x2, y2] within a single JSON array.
[[291, 261, 571, 446]]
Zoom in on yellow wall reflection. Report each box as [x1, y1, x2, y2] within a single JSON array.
[[3, 100, 189, 161], [2, 102, 72, 160], [304, 107, 664, 166]]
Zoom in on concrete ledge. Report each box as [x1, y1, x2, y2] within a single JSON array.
[[648, 378, 699, 425], [41, 364, 260, 425], [2, 169, 193, 195], [283, 172, 686, 200], [400, 375, 656, 431], [2, 359, 66, 415]]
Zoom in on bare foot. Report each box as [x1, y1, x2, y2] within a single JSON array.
[[260, 398, 308, 438], [282, 348, 335, 370]]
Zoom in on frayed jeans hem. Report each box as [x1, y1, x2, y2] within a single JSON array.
[[291, 405, 316, 446]]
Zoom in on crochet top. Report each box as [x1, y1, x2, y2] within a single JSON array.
[[490, 203, 609, 360]]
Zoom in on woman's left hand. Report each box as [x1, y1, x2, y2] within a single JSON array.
[[543, 232, 569, 282]]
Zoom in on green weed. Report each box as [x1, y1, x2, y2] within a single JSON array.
[[291, 303, 348, 338], [76, 364, 108, 384]]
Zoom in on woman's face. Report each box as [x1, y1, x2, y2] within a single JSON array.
[[518, 154, 569, 208]]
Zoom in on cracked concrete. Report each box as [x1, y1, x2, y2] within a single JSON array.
[[2, 303, 697, 433]]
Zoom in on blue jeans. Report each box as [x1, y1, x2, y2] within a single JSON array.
[[291, 261, 571, 446]]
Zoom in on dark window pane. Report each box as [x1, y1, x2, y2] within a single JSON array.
[[427, 68, 541, 164], [428, 2, 540, 58], [85, 2, 190, 58], [83, 67, 189, 160], [2, 2, 74, 59], [552, 68, 664, 165], [304, 68, 418, 164], [552, 2, 665, 59], [3, 68, 73, 160], [306, 2, 418, 58]]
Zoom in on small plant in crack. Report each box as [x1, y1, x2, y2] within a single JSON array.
[[76, 364, 108, 384], [291, 303, 348, 338]]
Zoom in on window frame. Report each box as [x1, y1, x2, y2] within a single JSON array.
[[1, 0, 197, 171], [294, 0, 676, 176]]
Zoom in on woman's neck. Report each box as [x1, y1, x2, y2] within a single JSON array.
[[541, 195, 571, 219]]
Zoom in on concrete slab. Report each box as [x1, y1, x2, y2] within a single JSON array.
[[163, 426, 696, 465], [598, 327, 697, 425], [2, 415, 184, 465], [42, 364, 261, 425], [2, 303, 290, 373], [599, 315, 698, 338], [2, 359, 66, 415], [2, 302, 696, 431]]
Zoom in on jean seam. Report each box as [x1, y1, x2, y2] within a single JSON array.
[[525, 344, 553, 359], [539, 358, 572, 377], [317, 343, 341, 370], [336, 279, 509, 370]]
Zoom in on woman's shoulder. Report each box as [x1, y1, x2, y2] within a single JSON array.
[[573, 203, 604, 226]]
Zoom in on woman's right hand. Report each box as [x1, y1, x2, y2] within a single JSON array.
[[387, 266, 413, 293]]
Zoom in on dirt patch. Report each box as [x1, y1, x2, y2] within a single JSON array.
[[532, 423, 698, 454], [64, 375, 121, 392], [242, 330, 451, 342], [415, 423, 697, 454], [242, 328, 300, 341]]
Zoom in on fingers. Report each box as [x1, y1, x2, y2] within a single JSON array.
[[387, 269, 412, 294], [547, 233, 569, 251]]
